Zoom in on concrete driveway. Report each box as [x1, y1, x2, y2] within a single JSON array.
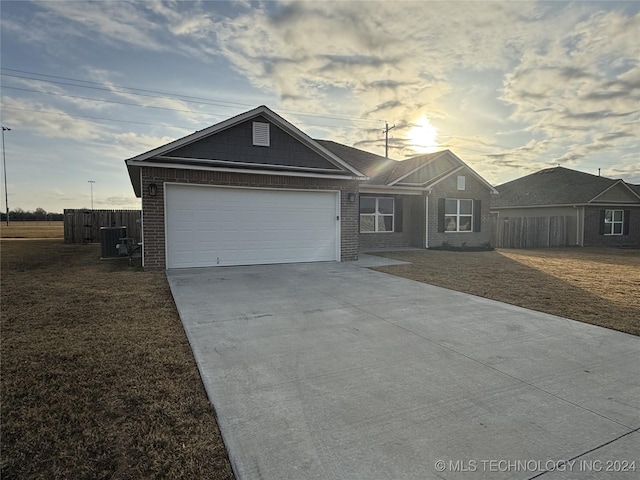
[[167, 261, 639, 480]]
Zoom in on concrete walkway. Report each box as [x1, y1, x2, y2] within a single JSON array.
[[167, 261, 639, 480]]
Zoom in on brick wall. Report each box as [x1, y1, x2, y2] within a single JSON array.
[[358, 195, 417, 250], [427, 169, 493, 248], [359, 231, 412, 250], [583, 206, 640, 247], [141, 167, 359, 269]]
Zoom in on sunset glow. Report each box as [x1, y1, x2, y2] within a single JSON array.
[[407, 117, 439, 154], [1, 1, 638, 212]]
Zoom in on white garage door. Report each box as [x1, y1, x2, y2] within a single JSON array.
[[165, 184, 340, 268]]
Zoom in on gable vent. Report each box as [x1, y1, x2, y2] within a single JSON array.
[[253, 122, 270, 146]]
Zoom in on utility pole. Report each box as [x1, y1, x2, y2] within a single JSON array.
[[2, 126, 10, 226], [88, 180, 95, 210], [384, 121, 395, 158]]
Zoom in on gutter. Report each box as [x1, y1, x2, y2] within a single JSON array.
[[125, 160, 368, 182]]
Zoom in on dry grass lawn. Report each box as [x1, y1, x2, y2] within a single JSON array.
[[3, 226, 636, 478], [0, 221, 64, 239], [372, 248, 640, 336], [1, 239, 234, 479]]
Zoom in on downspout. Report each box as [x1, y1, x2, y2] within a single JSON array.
[[573, 205, 583, 246], [425, 195, 429, 248], [425, 189, 431, 248], [576, 206, 580, 246], [580, 207, 585, 246], [140, 168, 144, 268]]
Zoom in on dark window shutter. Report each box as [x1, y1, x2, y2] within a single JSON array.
[[599, 210, 606, 235], [438, 198, 445, 233], [394, 197, 403, 233], [623, 210, 630, 235], [473, 199, 482, 232]]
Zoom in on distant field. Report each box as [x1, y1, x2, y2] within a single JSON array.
[[0, 221, 64, 239]]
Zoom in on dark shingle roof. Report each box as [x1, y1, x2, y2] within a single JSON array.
[[492, 167, 620, 207], [315, 140, 396, 183], [317, 140, 458, 186], [382, 151, 448, 185]]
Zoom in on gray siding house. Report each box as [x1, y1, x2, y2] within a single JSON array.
[[491, 167, 640, 247], [125, 106, 497, 269]]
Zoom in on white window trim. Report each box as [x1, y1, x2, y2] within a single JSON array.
[[445, 198, 473, 233], [360, 196, 395, 233], [457, 175, 466, 191], [604, 209, 624, 236]]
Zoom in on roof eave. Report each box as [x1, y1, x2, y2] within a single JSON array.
[[491, 201, 640, 209], [125, 105, 366, 178], [587, 179, 640, 203], [126, 159, 368, 182], [445, 151, 499, 194], [125, 161, 142, 197], [387, 150, 499, 194], [360, 184, 430, 195], [387, 151, 447, 186]]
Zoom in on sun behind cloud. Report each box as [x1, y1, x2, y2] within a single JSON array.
[[407, 116, 439, 154]]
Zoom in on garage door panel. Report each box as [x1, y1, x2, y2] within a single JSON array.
[[165, 185, 339, 268]]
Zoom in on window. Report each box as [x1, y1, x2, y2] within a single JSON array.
[[445, 199, 473, 232], [457, 175, 466, 190], [604, 209, 624, 235], [360, 197, 394, 233], [252, 122, 270, 146]]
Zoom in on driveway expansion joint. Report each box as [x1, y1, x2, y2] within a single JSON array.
[[526, 427, 640, 479]]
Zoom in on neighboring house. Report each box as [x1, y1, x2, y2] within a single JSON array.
[[125, 106, 497, 269], [491, 167, 640, 247]]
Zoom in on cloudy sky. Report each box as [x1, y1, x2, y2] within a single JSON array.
[[1, 0, 639, 213]]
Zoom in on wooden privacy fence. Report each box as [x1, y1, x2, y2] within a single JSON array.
[[492, 215, 571, 248], [64, 209, 142, 244]]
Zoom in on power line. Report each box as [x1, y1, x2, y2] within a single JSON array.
[[1, 73, 244, 111], [0, 104, 379, 132], [2, 85, 216, 116], [0, 106, 181, 128], [1, 68, 382, 124], [1, 67, 265, 108]]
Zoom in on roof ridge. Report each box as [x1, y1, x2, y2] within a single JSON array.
[[496, 166, 618, 189], [315, 139, 392, 161], [492, 165, 636, 208]]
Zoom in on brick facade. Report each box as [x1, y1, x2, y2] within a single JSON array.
[[357, 171, 495, 251], [141, 167, 359, 269], [359, 230, 412, 251], [583, 206, 640, 247], [359, 195, 425, 250], [427, 168, 493, 248]]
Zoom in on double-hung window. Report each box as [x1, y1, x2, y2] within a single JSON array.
[[604, 210, 623, 235], [360, 197, 394, 233], [445, 199, 473, 232]]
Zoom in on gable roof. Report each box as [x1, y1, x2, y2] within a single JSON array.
[[125, 106, 366, 196], [492, 166, 640, 208], [124, 105, 496, 197], [318, 141, 497, 193], [314, 140, 396, 183]]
